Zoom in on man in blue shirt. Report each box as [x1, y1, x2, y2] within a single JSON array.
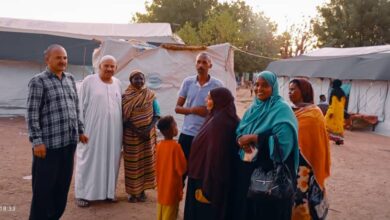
[[175, 52, 223, 162], [26, 44, 88, 219]]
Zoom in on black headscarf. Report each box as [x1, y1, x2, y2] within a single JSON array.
[[188, 87, 239, 220], [330, 79, 346, 104]]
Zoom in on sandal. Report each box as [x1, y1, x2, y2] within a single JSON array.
[[76, 198, 90, 208], [106, 198, 118, 203], [128, 195, 138, 203], [138, 191, 147, 202]]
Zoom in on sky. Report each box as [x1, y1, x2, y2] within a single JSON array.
[[1, 0, 328, 33]]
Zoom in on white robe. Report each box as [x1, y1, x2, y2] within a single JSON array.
[[75, 74, 122, 200]]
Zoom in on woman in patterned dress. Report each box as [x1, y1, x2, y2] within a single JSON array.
[[122, 70, 160, 202]]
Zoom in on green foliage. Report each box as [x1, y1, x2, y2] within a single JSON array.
[[134, 0, 280, 74], [134, 0, 217, 31], [198, 10, 241, 45], [176, 22, 202, 45], [179, 1, 279, 73], [312, 0, 390, 47]]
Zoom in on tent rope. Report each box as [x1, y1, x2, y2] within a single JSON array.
[[231, 46, 279, 60]]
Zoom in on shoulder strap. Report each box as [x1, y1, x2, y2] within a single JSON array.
[[272, 134, 286, 165]]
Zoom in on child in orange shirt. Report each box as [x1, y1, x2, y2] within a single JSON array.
[[156, 116, 187, 220]]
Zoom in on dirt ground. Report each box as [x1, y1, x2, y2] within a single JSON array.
[[0, 88, 390, 220]]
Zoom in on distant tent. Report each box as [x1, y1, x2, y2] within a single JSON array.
[[266, 45, 390, 136], [0, 17, 183, 116]]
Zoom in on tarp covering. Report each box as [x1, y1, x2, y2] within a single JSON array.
[[0, 31, 99, 65], [93, 40, 236, 128], [273, 76, 331, 105], [268, 45, 390, 136], [348, 81, 388, 121], [0, 17, 183, 65], [0, 17, 183, 43], [0, 60, 91, 116], [266, 45, 390, 80], [376, 82, 390, 135], [0, 39, 235, 129]]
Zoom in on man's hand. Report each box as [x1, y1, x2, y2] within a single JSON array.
[[175, 97, 191, 115], [190, 106, 208, 117], [33, 144, 47, 159], [79, 134, 89, 144]]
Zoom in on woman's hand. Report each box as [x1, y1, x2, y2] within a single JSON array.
[[238, 134, 258, 153], [237, 134, 258, 149]]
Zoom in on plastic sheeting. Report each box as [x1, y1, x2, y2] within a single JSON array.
[[0, 60, 92, 116], [266, 45, 390, 80], [93, 40, 236, 129], [308, 78, 331, 104], [375, 82, 390, 135], [277, 77, 330, 105], [0, 17, 183, 44], [348, 81, 388, 121], [277, 76, 390, 136]]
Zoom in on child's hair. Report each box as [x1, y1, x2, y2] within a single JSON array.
[[157, 115, 175, 135], [320, 94, 326, 99]]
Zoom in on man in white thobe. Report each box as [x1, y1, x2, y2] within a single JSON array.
[[75, 55, 122, 207]]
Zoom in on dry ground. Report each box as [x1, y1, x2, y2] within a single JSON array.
[[0, 88, 389, 220]]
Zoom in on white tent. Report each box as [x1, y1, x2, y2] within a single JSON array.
[[0, 17, 183, 44], [93, 40, 236, 128], [0, 17, 183, 116], [266, 45, 390, 136]]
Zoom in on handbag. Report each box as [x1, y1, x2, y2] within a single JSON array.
[[308, 176, 329, 220], [247, 135, 294, 200]]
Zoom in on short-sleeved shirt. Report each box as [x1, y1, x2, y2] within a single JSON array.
[[178, 75, 223, 136], [156, 140, 187, 205]]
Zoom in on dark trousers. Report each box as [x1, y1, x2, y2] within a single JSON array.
[[184, 178, 214, 220], [178, 133, 194, 184], [178, 133, 194, 161], [29, 144, 76, 220]]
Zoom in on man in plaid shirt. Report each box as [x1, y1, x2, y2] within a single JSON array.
[[26, 44, 88, 220]]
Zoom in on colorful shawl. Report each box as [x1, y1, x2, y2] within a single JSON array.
[[295, 105, 331, 189]]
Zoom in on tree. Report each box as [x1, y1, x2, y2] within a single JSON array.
[[277, 31, 293, 59], [312, 0, 390, 47], [133, 0, 217, 31], [176, 22, 202, 45], [277, 21, 314, 58], [177, 1, 279, 73], [214, 1, 279, 73], [134, 0, 280, 74]]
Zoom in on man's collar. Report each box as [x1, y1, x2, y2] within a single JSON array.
[[46, 68, 65, 79], [196, 74, 210, 82]]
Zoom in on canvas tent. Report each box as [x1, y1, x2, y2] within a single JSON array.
[[0, 17, 183, 116], [92, 39, 236, 128], [266, 45, 390, 136]]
